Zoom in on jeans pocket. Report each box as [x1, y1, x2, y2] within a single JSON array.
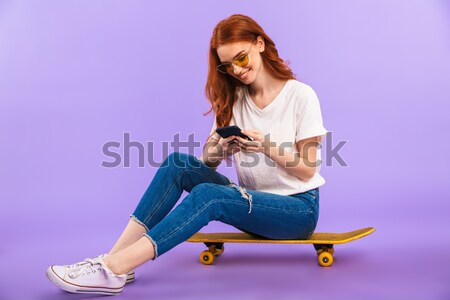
[[306, 189, 319, 209], [290, 189, 319, 214], [306, 188, 318, 198]]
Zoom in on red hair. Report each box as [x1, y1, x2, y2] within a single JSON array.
[[204, 14, 296, 142]]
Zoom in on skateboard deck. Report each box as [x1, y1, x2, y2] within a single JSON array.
[[187, 227, 375, 267]]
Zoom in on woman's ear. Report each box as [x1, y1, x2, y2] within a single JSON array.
[[256, 35, 265, 52]]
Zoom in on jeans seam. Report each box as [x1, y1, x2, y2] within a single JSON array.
[[155, 198, 245, 246], [143, 169, 184, 224], [251, 202, 314, 214], [143, 168, 229, 225]]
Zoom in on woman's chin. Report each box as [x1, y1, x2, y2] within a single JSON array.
[[237, 70, 253, 84]]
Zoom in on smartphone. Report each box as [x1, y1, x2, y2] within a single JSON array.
[[216, 125, 253, 141]]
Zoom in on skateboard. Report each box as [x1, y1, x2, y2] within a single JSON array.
[[187, 227, 375, 267]]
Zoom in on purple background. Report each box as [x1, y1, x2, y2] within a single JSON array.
[[1, 1, 449, 299]]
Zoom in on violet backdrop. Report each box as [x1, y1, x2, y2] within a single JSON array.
[[1, 1, 449, 299]]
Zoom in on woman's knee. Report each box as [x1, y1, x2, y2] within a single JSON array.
[[187, 183, 226, 219], [163, 152, 202, 170], [189, 182, 217, 201]]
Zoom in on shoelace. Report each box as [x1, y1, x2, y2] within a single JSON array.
[[66, 253, 107, 270], [68, 258, 115, 279], [69, 258, 100, 278], [66, 257, 96, 269]]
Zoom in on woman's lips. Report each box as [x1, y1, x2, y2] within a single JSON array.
[[239, 70, 250, 80]]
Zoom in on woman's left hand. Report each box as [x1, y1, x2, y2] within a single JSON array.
[[234, 129, 275, 155]]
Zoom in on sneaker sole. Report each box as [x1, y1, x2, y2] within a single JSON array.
[[126, 271, 135, 284], [46, 266, 124, 295]]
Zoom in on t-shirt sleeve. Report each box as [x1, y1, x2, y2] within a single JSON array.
[[295, 86, 328, 143]]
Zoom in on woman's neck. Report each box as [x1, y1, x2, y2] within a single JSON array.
[[247, 67, 288, 108]]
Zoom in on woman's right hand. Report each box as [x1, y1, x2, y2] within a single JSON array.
[[202, 135, 241, 168], [214, 135, 241, 158]]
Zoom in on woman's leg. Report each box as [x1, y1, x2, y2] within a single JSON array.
[[108, 218, 147, 255], [104, 183, 320, 275], [105, 235, 155, 275], [107, 152, 232, 255]]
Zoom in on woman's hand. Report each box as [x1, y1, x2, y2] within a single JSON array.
[[234, 129, 275, 155], [212, 135, 242, 159], [201, 134, 241, 168], [220, 135, 242, 157]]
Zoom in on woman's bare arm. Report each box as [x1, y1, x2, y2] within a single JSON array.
[[234, 129, 321, 182], [200, 134, 241, 169]]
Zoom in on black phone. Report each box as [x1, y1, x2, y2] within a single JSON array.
[[215, 125, 253, 141]]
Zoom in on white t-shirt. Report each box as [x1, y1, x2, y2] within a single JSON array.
[[208, 79, 328, 195]]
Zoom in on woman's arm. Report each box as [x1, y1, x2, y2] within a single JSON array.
[[199, 136, 222, 169], [200, 134, 241, 169], [235, 130, 321, 182], [265, 136, 320, 182]]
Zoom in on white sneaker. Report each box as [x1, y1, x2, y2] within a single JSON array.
[[64, 254, 135, 284], [126, 270, 135, 284], [46, 255, 127, 295]]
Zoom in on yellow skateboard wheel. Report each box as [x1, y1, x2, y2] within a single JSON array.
[[200, 250, 215, 265], [318, 251, 334, 267]]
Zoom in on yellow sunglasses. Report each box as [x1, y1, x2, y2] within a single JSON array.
[[217, 41, 255, 74]]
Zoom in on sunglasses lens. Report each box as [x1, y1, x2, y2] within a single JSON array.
[[217, 40, 253, 75], [225, 65, 234, 73], [218, 64, 233, 74], [235, 54, 249, 67]]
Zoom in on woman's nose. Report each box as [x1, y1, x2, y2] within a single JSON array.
[[232, 64, 244, 76]]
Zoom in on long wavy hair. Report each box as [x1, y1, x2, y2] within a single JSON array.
[[204, 14, 296, 142]]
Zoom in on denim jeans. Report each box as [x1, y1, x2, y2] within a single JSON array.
[[131, 152, 320, 260]]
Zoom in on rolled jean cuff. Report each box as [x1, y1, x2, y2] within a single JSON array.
[[143, 234, 158, 260], [129, 214, 149, 232]]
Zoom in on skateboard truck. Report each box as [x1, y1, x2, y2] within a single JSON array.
[[200, 242, 225, 265]]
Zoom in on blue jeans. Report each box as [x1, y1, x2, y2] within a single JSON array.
[[131, 152, 320, 260]]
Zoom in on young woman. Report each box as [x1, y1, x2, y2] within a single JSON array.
[[46, 14, 327, 296]]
